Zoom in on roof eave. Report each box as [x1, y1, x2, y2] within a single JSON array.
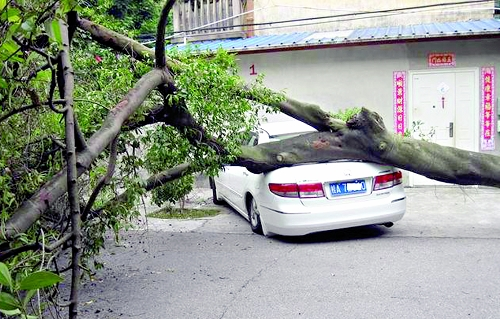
[[231, 32, 500, 55]]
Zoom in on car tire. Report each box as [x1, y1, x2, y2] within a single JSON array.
[[248, 197, 263, 234], [209, 177, 224, 205]]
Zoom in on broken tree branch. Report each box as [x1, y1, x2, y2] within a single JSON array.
[[76, 16, 181, 71], [81, 137, 119, 221], [4, 68, 172, 239], [89, 162, 193, 219], [155, 0, 176, 69], [77, 18, 155, 62]]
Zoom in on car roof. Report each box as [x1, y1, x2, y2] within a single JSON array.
[[260, 120, 316, 136]]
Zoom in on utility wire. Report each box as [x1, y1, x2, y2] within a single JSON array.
[[172, 0, 494, 34], [242, 5, 497, 34]]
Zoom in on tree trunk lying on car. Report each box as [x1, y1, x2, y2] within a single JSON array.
[[236, 104, 500, 188], [6, 95, 500, 239]]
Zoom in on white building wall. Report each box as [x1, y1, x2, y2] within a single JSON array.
[[252, 0, 495, 35], [238, 44, 408, 123], [236, 38, 500, 155]]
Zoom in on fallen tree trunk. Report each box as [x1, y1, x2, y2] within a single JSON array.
[[236, 107, 500, 187], [90, 162, 193, 219], [6, 99, 500, 238]]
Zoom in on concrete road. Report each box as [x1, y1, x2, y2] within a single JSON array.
[[77, 187, 500, 319]]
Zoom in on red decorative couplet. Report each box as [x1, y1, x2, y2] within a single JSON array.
[[393, 71, 406, 136], [428, 53, 456, 67], [481, 67, 496, 150]]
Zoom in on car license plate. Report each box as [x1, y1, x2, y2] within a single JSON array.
[[330, 180, 367, 196]]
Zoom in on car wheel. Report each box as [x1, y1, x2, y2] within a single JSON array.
[[248, 197, 263, 234], [209, 177, 224, 205]]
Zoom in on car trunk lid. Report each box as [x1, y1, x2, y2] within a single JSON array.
[[269, 161, 394, 207]]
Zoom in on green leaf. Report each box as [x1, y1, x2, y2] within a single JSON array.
[[0, 39, 24, 63], [0, 262, 12, 287], [22, 290, 37, 308], [0, 292, 19, 311], [19, 271, 63, 290], [44, 19, 63, 47], [59, 0, 79, 13], [35, 69, 52, 82], [0, 0, 6, 11], [0, 308, 21, 316], [1, 8, 21, 22], [21, 20, 35, 32], [0, 39, 19, 55]]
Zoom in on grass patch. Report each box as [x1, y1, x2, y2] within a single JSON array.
[[147, 206, 220, 219]]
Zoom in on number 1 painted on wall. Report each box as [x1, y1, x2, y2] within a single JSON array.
[[250, 64, 257, 75]]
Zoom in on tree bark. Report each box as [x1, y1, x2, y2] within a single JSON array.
[[88, 163, 193, 220], [77, 18, 155, 62], [236, 107, 500, 187], [57, 19, 82, 318], [76, 16, 180, 71], [124, 101, 226, 155], [155, 0, 176, 69]]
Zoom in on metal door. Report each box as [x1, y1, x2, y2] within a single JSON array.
[[409, 70, 478, 186]]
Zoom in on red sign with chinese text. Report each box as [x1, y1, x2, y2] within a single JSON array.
[[481, 67, 496, 150], [393, 71, 406, 136], [428, 53, 456, 67]]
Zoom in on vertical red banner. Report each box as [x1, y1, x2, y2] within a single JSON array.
[[481, 67, 496, 151], [393, 71, 406, 136]]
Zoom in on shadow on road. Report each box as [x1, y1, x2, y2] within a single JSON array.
[[273, 225, 389, 244], [219, 201, 391, 244]]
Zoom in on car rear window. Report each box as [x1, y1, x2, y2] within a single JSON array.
[[267, 132, 312, 143]]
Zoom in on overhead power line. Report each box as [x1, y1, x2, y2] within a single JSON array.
[[171, 0, 494, 34], [243, 5, 497, 34]]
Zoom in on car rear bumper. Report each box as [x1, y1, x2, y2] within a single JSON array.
[[259, 196, 406, 236]]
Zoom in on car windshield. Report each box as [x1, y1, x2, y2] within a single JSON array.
[[258, 121, 316, 145]]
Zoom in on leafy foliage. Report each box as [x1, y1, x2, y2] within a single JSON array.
[[170, 48, 283, 170], [330, 107, 361, 122], [0, 262, 63, 318], [0, 1, 284, 317], [404, 120, 436, 141], [79, 0, 167, 39]]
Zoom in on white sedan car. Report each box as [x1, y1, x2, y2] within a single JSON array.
[[210, 121, 406, 236]]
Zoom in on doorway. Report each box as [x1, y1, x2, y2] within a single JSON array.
[[408, 69, 479, 186]]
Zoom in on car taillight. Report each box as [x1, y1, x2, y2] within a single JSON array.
[[298, 183, 325, 198], [269, 183, 299, 197], [393, 170, 403, 185], [269, 183, 325, 198], [373, 171, 403, 191]]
